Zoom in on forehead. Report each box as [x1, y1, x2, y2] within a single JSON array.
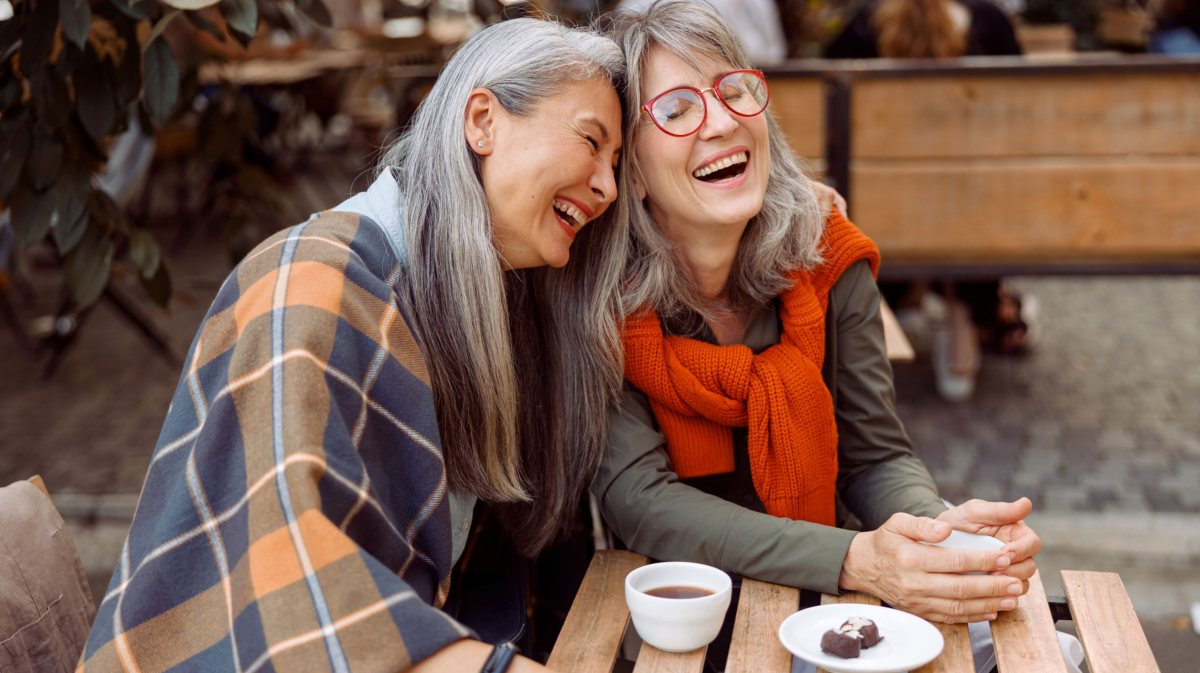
[[533, 75, 622, 142], [639, 47, 733, 99]]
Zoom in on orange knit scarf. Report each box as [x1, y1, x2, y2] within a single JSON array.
[[622, 211, 879, 525]]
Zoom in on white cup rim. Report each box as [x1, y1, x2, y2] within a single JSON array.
[[625, 561, 732, 602]]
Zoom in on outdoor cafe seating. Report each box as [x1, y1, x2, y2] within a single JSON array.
[[547, 549, 1161, 673]]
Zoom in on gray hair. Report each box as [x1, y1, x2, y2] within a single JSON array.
[[599, 0, 824, 323], [378, 19, 627, 555]]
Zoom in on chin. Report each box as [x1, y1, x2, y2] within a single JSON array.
[[543, 249, 571, 269]]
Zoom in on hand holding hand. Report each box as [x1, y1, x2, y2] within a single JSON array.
[[839, 513, 1026, 624], [809, 178, 847, 217], [936, 497, 1041, 589]]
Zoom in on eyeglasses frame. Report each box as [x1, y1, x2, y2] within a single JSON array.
[[640, 69, 771, 138]]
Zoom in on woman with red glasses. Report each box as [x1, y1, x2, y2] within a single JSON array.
[[594, 0, 1041, 633]]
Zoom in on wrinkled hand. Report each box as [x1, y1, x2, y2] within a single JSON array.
[[936, 497, 1041, 592], [809, 178, 847, 217], [839, 513, 1026, 624]]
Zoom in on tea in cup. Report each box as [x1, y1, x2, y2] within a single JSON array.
[[624, 561, 732, 652]]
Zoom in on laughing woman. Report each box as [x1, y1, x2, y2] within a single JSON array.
[[79, 19, 624, 673], [595, 0, 1042, 630]]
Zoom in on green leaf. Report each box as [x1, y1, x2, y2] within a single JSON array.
[[185, 10, 228, 43], [129, 228, 161, 278], [60, 0, 92, 49], [296, 0, 332, 28], [0, 114, 33, 201], [145, 9, 180, 47], [139, 258, 172, 308], [20, 0, 57, 76], [142, 38, 179, 125], [31, 69, 73, 128], [64, 222, 115, 308], [159, 0, 221, 9], [27, 128, 64, 190], [9, 173, 84, 245], [8, 188, 47, 245], [220, 0, 258, 45], [53, 209, 90, 254], [108, 0, 148, 21], [75, 55, 119, 142]]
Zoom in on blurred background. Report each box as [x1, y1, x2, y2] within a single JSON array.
[[2, 0, 1198, 668]]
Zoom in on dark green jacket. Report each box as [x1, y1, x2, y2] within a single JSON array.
[[594, 260, 947, 594]]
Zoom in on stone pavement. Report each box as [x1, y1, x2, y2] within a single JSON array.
[[3, 227, 1199, 665]]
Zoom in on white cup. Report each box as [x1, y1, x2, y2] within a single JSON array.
[[624, 561, 733, 653]]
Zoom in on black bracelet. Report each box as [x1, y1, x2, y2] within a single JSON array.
[[481, 642, 519, 673]]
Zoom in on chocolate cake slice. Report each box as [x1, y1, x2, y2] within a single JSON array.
[[820, 627, 861, 658], [843, 616, 882, 648], [819, 617, 883, 659]]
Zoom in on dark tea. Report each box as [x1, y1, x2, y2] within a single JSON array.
[[644, 585, 714, 599]]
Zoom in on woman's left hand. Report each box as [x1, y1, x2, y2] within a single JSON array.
[[809, 178, 847, 216], [935, 497, 1041, 591]]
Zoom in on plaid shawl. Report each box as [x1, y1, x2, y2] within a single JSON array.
[[79, 211, 471, 672]]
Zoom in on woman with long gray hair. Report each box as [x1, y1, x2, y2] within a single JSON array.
[[80, 18, 624, 673], [594, 0, 1043, 654]]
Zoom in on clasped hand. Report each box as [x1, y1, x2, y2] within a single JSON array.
[[838, 497, 1041, 624]]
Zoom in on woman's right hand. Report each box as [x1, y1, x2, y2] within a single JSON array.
[[837, 513, 1026, 624]]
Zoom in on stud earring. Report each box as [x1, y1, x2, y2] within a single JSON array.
[[477, 140, 485, 148]]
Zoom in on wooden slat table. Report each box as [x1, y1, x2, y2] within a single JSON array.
[[549, 551, 1161, 673]]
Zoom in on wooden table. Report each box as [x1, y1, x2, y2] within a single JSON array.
[[547, 550, 1160, 673]]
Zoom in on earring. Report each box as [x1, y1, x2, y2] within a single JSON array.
[[477, 140, 485, 148]]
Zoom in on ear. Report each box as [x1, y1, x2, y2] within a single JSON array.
[[464, 88, 499, 156]]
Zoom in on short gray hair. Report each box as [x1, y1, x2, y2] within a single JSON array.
[[599, 0, 824, 323], [379, 19, 627, 555]]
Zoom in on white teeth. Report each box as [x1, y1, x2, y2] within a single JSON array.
[[692, 151, 749, 178], [553, 199, 585, 226]]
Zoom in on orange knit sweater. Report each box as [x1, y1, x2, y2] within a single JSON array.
[[622, 210, 880, 525]]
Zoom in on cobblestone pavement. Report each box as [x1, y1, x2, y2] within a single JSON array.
[[893, 275, 1200, 516]]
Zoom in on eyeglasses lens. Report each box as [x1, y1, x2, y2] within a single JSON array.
[[650, 89, 705, 136], [649, 72, 768, 136], [718, 72, 768, 116]]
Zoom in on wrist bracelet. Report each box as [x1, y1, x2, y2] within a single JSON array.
[[481, 641, 519, 673]]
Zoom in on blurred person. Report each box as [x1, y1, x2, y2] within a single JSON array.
[[824, 0, 1030, 402], [78, 18, 625, 673], [590, 4, 1084, 672], [824, 0, 1023, 58], [1150, 0, 1200, 54]]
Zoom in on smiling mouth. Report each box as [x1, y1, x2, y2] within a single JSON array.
[[693, 151, 749, 183], [552, 198, 586, 233]]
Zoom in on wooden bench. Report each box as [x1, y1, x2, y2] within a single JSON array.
[[547, 550, 1161, 673], [764, 56, 1200, 280]]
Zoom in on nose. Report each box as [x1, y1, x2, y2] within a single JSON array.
[[698, 90, 737, 140], [590, 159, 617, 207]]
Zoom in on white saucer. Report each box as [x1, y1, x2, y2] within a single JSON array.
[[777, 604, 944, 673]]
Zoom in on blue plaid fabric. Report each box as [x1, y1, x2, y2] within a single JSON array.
[[79, 211, 471, 672]]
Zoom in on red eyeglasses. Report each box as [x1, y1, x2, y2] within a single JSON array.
[[641, 70, 770, 137]]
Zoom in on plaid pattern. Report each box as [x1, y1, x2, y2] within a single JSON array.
[[79, 211, 472, 672]]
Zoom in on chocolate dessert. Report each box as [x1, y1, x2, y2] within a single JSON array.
[[819, 617, 883, 659]]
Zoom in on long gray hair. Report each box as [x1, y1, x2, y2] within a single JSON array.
[[379, 19, 626, 555], [599, 0, 824, 323]]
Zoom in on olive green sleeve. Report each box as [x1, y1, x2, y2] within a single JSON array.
[[594, 389, 857, 594], [593, 261, 947, 595], [831, 260, 948, 528]]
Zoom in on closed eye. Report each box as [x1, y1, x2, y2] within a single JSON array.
[[586, 134, 600, 150]]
